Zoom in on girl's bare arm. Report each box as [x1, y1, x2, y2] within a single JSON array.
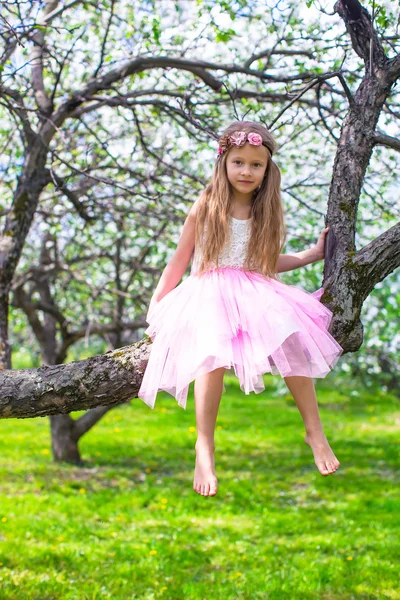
[[276, 248, 321, 273], [276, 226, 329, 273], [146, 201, 199, 317]]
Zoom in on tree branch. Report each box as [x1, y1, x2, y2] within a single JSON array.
[[48, 170, 96, 222], [41, 0, 86, 24], [333, 0, 388, 68], [0, 339, 150, 419], [13, 286, 47, 347], [39, 55, 328, 142], [29, 0, 59, 115], [92, 0, 115, 79], [354, 221, 400, 299], [0, 84, 36, 143], [371, 131, 400, 151], [72, 405, 113, 439]]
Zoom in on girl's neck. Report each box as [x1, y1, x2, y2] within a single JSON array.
[[231, 190, 253, 205], [230, 192, 254, 219]]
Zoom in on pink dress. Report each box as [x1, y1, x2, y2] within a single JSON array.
[[138, 216, 343, 409]]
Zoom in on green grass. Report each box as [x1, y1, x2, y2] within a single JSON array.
[[0, 374, 399, 599]]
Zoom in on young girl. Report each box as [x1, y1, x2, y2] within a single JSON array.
[[138, 121, 343, 497]]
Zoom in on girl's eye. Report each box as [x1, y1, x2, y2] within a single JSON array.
[[234, 161, 262, 167]]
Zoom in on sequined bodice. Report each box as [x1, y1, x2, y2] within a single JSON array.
[[190, 217, 252, 275]]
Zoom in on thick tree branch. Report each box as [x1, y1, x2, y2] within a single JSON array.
[[333, 0, 388, 68], [354, 221, 400, 299], [387, 54, 400, 81], [0, 339, 150, 419], [321, 0, 399, 351], [371, 131, 400, 151]]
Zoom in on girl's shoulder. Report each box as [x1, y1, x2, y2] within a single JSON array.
[[188, 198, 201, 219]]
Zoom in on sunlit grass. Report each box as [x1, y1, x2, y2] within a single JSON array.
[[0, 374, 399, 599]]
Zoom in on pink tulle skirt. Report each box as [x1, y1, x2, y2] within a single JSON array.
[[138, 267, 343, 409]]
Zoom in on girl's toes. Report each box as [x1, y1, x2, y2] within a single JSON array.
[[204, 483, 210, 496], [319, 462, 329, 475]]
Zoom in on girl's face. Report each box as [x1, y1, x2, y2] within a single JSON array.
[[225, 143, 269, 197]]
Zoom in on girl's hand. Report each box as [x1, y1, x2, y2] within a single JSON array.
[[312, 226, 330, 261]]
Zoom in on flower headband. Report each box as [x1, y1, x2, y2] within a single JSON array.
[[217, 131, 266, 157]]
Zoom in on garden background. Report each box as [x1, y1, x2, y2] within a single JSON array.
[[0, 0, 399, 598]]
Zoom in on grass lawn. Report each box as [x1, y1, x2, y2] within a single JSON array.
[[0, 374, 399, 599]]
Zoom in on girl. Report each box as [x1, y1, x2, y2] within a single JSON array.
[[138, 121, 343, 497]]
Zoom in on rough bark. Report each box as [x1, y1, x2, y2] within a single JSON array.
[[0, 338, 150, 419], [0, 155, 50, 368], [50, 407, 112, 464], [50, 414, 83, 464], [321, 0, 400, 350]]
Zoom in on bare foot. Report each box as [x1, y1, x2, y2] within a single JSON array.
[[304, 430, 340, 476], [193, 441, 218, 496]]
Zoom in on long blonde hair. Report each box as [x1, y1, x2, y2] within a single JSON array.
[[195, 121, 287, 279]]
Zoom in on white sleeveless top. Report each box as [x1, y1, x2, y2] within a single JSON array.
[[190, 216, 252, 275]]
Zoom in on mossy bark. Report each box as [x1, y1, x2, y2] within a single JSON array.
[[0, 338, 151, 419], [322, 0, 400, 350]]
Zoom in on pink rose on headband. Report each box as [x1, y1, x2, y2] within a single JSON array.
[[216, 130, 266, 158], [247, 132, 262, 146], [229, 131, 247, 146]]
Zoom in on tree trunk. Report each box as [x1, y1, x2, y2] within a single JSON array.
[[0, 154, 49, 369], [12, 247, 117, 461], [322, 0, 400, 350], [0, 286, 11, 369], [50, 405, 112, 463], [50, 414, 83, 464]]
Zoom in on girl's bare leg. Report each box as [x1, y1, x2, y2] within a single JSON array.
[[284, 375, 340, 475], [193, 367, 225, 496]]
